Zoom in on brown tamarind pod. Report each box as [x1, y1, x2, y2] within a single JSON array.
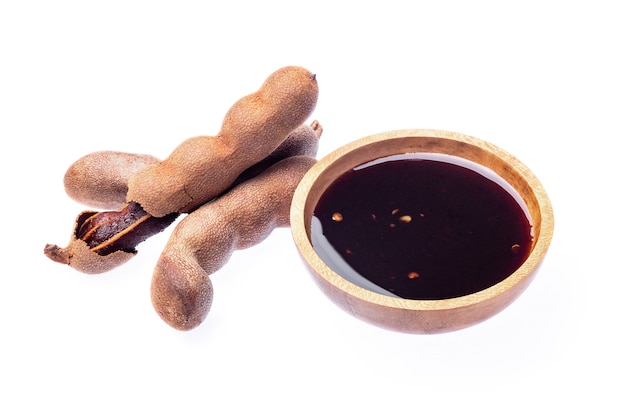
[[64, 151, 160, 210], [44, 120, 322, 274], [127, 66, 319, 217], [151, 155, 317, 331]]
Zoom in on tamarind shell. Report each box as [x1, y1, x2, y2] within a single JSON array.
[[44, 210, 136, 274]]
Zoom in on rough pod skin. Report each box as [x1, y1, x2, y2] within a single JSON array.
[[127, 66, 319, 217], [151, 155, 317, 331], [64, 151, 160, 210]]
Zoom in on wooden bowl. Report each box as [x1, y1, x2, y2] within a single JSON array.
[[290, 129, 554, 334]]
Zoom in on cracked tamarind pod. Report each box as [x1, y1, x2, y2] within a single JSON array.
[[43, 203, 179, 274], [43, 120, 322, 274], [151, 155, 317, 331]]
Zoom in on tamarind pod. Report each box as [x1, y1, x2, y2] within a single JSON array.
[[61, 120, 321, 209], [43, 121, 322, 274], [151, 155, 317, 331], [127, 66, 318, 217], [64, 151, 160, 210]]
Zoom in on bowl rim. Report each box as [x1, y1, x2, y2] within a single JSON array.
[[290, 129, 554, 312]]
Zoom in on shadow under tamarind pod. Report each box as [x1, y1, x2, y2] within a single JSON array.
[[44, 120, 323, 274]]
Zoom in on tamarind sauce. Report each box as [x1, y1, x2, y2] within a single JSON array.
[[311, 153, 533, 300]]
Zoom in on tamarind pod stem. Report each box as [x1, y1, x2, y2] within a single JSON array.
[[151, 155, 317, 330], [127, 66, 319, 217], [64, 151, 160, 210]]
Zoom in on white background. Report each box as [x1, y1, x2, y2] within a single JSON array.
[[1, 1, 624, 415]]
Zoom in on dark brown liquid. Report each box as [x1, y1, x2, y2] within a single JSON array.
[[312, 154, 533, 300]]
